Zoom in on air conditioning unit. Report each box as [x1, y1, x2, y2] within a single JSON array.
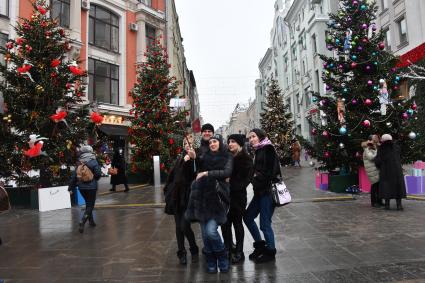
[[81, 0, 90, 11], [129, 23, 138, 31]]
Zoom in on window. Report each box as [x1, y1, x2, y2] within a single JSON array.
[[51, 0, 70, 28], [312, 34, 317, 54], [89, 5, 119, 52], [146, 24, 156, 47], [381, 0, 388, 11], [139, 0, 152, 6], [383, 27, 391, 50], [302, 60, 306, 75], [286, 98, 291, 112], [315, 70, 320, 93], [88, 58, 119, 105], [397, 17, 408, 44], [305, 87, 311, 107], [0, 0, 8, 17], [296, 93, 301, 113], [0, 33, 7, 66]]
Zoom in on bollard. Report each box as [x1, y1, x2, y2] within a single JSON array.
[[153, 155, 161, 188]]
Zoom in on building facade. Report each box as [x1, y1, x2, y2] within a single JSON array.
[[0, 0, 197, 152]]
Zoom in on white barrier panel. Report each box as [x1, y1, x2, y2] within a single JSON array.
[[38, 186, 71, 212]]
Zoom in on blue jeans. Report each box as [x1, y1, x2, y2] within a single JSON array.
[[243, 193, 275, 249], [200, 219, 225, 253]]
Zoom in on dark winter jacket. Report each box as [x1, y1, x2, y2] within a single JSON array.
[[185, 149, 233, 225], [68, 158, 102, 191], [196, 139, 210, 159], [375, 141, 406, 199], [110, 154, 128, 185], [163, 153, 196, 215], [252, 144, 280, 196], [229, 149, 253, 214]]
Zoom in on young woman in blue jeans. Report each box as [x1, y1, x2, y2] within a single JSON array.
[[244, 128, 280, 263]]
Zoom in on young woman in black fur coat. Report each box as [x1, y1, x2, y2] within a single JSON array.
[[185, 134, 233, 274]]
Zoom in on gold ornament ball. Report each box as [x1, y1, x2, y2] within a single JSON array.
[[35, 85, 44, 93]]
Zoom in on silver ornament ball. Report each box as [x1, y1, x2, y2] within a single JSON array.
[[408, 132, 417, 139]]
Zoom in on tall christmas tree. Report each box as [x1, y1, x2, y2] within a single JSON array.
[[260, 79, 294, 165], [129, 38, 187, 178], [303, 0, 417, 171], [0, 1, 95, 186]]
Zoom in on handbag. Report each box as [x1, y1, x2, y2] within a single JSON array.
[[108, 167, 118, 175], [271, 179, 291, 207]]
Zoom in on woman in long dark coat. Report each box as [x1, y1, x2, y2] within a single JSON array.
[[163, 136, 199, 265], [110, 149, 129, 192], [221, 134, 253, 263], [374, 134, 406, 210]]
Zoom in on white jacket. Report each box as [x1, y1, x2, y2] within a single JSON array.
[[363, 147, 379, 184]]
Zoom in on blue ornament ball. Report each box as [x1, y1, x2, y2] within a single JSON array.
[[339, 127, 348, 135], [407, 109, 414, 116], [360, 4, 366, 10], [351, 55, 357, 60], [396, 76, 400, 81]]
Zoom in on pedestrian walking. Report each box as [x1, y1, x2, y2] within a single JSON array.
[[291, 139, 301, 167], [221, 134, 253, 264], [163, 135, 199, 265], [374, 134, 406, 210], [109, 148, 129, 192], [362, 135, 382, 207], [244, 128, 280, 263], [185, 134, 233, 273], [68, 145, 102, 233]]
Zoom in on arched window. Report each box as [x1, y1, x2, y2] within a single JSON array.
[[89, 5, 119, 52]]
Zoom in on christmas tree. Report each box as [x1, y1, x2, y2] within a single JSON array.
[[260, 79, 294, 165], [302, 0, 417, 171], [129, 38, 187, 178], [0, 1, 95, 187]]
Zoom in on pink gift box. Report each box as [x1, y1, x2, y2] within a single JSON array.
[[358, 167, 371, 193], [413, 161, 425, 170], [315, 172, 329, 190]]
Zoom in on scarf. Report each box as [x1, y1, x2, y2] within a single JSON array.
[[254, 137, 273, 149]]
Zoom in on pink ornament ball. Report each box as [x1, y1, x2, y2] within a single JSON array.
[[402, 112, 409, 119], [352, 99, 358, 104], [378, 42, 385, 50], [324, 152, 330, 158], [362, 120, 371, 127], [364, 99, 372, 106], [362, 24, 368, 29], [322, 130, 329, 137], [367, 80, 373, 86], [412, 103, 417, 110]]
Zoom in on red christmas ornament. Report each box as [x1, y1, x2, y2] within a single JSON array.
[[66, 82, 71, 89], [324, 151, 330, 158], [37, 5, 47, 15], [17, 64, 32, 73], [169, 138, 174, 145], [24, 141, 44, 158], [362, 120, 371, 127], [25, 45, 32, 52], [5, 41, 13, 49], [378, 42, 385, 50], [412, 103, 417, 110], [51, 72, 57, 78], [160, 163, 165, 170], [90, 112, 104, 124], [50, 111, 67, 123], [351, 62, 357, 69], [16, 37, 24, 45], [364, 99, 372, 106], [58, 29, 65, 36], [51, 59, 60, 67], [69, 65, 84, 75]]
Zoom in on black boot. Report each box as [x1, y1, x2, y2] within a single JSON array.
[[79, 213, 89, 233], [124, 184, 129, 192], [249, 240, 266, 260], [231, 251, 245, 264], [88, 215, 96, 227], [396, 199, 403, 211], [255, 248, 276, 264], [384, 199, 390, 210], [189, 246, 199, 263], [177, 250, 187, 265]]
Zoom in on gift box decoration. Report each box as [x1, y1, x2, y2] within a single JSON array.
[[405, 176, 422, 195]]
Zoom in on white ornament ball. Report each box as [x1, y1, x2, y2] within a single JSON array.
[[409, 132, 417, 139], [339, 143, 345, 149]]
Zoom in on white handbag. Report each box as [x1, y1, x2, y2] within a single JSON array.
[[271, 179, 291, 207]]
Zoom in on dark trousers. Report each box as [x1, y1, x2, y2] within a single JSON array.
[[80, 189, 97, 219], [222, 207, 245, 253], [174, 212, 197, 252], [371, 182, 381, 205], [112, 183, 129, 190]]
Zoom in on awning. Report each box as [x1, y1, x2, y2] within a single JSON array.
[[397, 42, 425, 68], [99, 124, 129, 137]]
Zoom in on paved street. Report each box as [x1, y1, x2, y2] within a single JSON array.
[[1, 165, 425, 282]]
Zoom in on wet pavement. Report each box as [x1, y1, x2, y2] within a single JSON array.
[[1, 164, 425, 282]]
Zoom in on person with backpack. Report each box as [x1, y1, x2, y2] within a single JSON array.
[[243, 128, 280, 263], [69, 145, 102, 233]]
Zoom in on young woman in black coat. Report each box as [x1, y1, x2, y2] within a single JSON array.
[[221, 134, 253, 264], [163, 136, 199, 265], [109, 148, 129, 192], [185, 134, 233, 274], [374, 134, 406, 210], [243, 128, 280, 263]]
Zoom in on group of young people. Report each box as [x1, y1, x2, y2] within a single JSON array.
[[164, 123, 281, 273]]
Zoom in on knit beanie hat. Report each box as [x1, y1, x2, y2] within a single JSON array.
[[201, 123, 214, 133], [250, 128, 266, 141], [227, 134, 245, 148], [210, 134, 224, 150]]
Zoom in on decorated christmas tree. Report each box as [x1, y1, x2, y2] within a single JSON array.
[[0, 1, 96, 187], [129, 38, 187, 178], [302, 0, 417, 171], [260, 79, 294, 165]]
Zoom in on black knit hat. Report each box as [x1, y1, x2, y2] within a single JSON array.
[[250, 128, 266, 141], [201, 123, 214, 133], [210, 134, 224, 151], [228, 134, 245, 148]]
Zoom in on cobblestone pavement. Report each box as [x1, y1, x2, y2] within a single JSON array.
[[1, 165, 425, 282]]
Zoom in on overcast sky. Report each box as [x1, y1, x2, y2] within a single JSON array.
[[175, 0, 276, 129]]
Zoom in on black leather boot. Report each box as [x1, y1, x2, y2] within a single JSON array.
[[396, 199, 403, 210], [249, 240, 266, 260], [384, 199, 390, 210], [189, 246, 199, 263], [232, 251, 245, 264], [88, 215, 96, 227], [177, 250, 187, 265], [255, 247, 276, 264]]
